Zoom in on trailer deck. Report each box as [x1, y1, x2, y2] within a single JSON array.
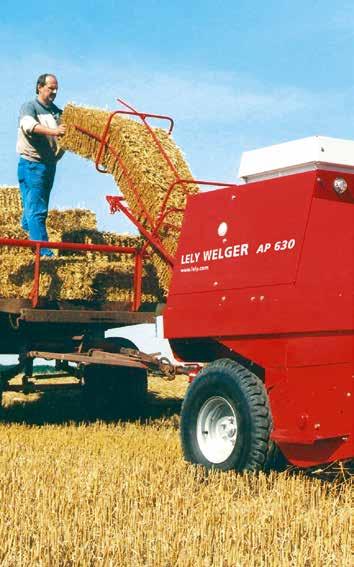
[[0, 301, 156, 326]]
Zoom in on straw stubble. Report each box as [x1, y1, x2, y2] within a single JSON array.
[[0, 375, 351, 567]]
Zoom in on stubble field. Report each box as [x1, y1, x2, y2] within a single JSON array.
[[0, 373, 351, 567]]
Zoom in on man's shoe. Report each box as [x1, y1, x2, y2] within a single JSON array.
[[40, 248, 54, 257]]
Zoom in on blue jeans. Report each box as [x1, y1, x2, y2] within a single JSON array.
[[17, 157, 56, 256]]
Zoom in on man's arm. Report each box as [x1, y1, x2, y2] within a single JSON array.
[[19, 101, 66, 137], [33, 124, 66, 137]]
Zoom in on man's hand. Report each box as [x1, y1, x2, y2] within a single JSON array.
[[55, 124, 66, 137], [33, 123, 66, 137]]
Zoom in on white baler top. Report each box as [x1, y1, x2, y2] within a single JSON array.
[[238, 136, 354, 183]]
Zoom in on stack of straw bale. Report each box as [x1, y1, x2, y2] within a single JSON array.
[[0, 187, 163, 305], [0, 254, 162, 304], [0, 186, 97, 239], [59, 104, 199, 292]]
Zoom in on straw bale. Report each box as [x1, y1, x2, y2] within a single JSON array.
[[59, 104, 199, 293], [0, 225, 31, 261], [0, 255, 94, 300], [61, 228, 142, 248], [47, 208, 97, 240], [0, 186, 22, 211], [0, 186, 22, 226], [90, 260, 163, 304], [60, 229, 144, 259], [0, 225, 27, 240]]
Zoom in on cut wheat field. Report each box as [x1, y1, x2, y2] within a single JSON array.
[[0, 374, 351, 567]]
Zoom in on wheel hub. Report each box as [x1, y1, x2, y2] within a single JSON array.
[[218, 417, 237, 439], [196, 396, 238, 464]]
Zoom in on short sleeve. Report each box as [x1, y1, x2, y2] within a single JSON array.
[[19, 102, 39, 135]]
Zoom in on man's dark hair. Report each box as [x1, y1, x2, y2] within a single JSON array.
[[36, 74, 56, 94]]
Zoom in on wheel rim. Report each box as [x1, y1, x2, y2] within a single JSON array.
[[196, 396, 238, 464]]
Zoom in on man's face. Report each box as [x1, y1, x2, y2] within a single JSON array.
[[38, 76, 58, 105]]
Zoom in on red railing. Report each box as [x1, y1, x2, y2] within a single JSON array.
[[0, 238, 145, 310], [75, 98, 238, 268], [75, 98, 194, 265]]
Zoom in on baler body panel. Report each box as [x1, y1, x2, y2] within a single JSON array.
[[165, 169, 354, 467], [268, 363, 352, 467], [165, 170, 353, 339], [168, 172, 312, 296]]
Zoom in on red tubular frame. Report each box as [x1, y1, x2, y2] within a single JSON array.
[[74, 98, 238, 267], [75, 98, 177, 232], [75, 124, 156, 230], [106, 196, 176, 266]]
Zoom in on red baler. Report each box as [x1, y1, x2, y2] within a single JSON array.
[[165, 136, 353, 471]]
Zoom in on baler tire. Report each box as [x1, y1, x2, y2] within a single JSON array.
[[82, 338, 147, 421], [263, 440, 288, 472], [180, 358, 272, 472]]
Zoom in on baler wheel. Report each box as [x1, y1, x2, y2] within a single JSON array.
[[180, 359, 272, 472], [82, 337, 147, 421]]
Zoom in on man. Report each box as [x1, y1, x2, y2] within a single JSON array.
[[16, 74, 66, 256]]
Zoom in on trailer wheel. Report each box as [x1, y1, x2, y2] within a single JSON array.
[[82, 338, 147, 420], [180, 359, 272, 472]]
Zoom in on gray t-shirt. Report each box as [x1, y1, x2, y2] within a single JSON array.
[[16, 98, 64, 163]]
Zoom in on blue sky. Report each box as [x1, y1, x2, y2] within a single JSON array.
[[0, 0, 353, 233]]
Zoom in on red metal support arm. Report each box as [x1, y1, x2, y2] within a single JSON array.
[[106, 196, 175, 266], [116, 99, 178, 175], [116, 99, 174, 134], [75, 124, 156, 230]]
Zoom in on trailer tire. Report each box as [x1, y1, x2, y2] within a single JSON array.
[[82, 338, 147, 420], [180, 359, 272, 472]]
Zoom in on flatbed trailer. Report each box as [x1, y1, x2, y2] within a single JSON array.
[[0, 274, 183, 420]]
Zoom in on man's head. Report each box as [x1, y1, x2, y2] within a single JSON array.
[[36, 74, 58, 105]]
